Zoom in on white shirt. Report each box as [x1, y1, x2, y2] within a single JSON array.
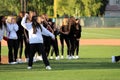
[[0, 25, 5, 41], [21, 15, 55, 44], [6, 22, 18, 39]]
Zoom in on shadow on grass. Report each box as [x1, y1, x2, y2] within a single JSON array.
[[50, 58, 120, 70], [0, 58, 120, 72]]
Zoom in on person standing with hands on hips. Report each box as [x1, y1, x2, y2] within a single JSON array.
[[21, 13, 55, 70]]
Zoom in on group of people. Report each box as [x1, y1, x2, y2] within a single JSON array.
[[0, 11, 82, 70]]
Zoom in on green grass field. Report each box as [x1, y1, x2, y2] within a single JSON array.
[[82, 28, 120, 39], [0, 28, 120, 80]]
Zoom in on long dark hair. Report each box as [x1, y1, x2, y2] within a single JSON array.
[[0, 16, 6, 29], [32, 16, 42, 34]]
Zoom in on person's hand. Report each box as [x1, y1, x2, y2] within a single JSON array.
[[25, 13, 29, 17]]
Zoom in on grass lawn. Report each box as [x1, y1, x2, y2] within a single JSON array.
[[0, 45, 120, 80], [0, 28, 120, 80], [82, 28, 120, 39]]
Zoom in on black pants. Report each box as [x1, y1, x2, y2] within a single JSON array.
[[60, 34, 70, 56], [28, 43, 50, 67], [24, 36, 29, 58], [69, 37, 76, 56], [75, 39, 80, 56], [50, 37, 59, 57], [115, 56, 120, 62], [0, 41, 1, 63], [43, 36, 51, 57], [7, 39, 18, 63], [17, 35, 24, 59]]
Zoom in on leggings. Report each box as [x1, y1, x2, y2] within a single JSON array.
[[17, 35, 24, 59], [60, 34, 70, 56], [75, 39, 80, 56], [7, 39, 18, 62], [28, 43, 50, 67], [50, 37, 59, 57]]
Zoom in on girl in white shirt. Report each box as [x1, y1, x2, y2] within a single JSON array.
[[21, 14, 55, 70], [6, 16, 19, 64], [0, 16, 6, 63]]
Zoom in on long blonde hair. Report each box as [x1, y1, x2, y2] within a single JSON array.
[[6, 16, 13, 24]]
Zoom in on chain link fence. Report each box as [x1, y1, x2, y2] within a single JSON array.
[[55, 17, 120, 28]]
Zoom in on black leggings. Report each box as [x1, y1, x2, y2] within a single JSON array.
[[17, 35, 24, 59], [43, 36, 51, 56], [7, 39, 18, 62], [75, 39, 80, 56], [28, 43, 50, 67], [60, 34, 70, 56], [69, 37, 76, 56], [24, 36, 29, 58], [50, 37, 59, 57]]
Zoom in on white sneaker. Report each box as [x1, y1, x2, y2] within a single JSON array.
[[50, 56, 53, 60], [46, 66, 52, 70], [9, 62, 18, 64], [27, 66, 32, 69], [61, 56, 64, 59], [75, 56, 79, 59], [72, 56, 75, 59], [17, 59, 23, 63], [68, 56, 72, 60], [112, 56, 116, 63], [56, 56, 60, 60]]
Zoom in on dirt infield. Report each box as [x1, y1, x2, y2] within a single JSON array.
[[1, 39, 120, 64]]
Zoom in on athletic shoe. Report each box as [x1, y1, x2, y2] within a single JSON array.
[[17, 59, 23, 63], [68, 56, 72, 60], [56, 56, 60, 60], [112, 56, 116, 63], [46, 66, 52, 70], [9, 62, 18, 64], [75, 56, 79, 59], [72, 56, 75, 59], [27, 66, 32, 69]]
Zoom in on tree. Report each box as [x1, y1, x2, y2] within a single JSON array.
[[0, 0, 108, 17], [0, 0, 20, 15], [56, 0, 106, 17], [27, 0, 54, 16]]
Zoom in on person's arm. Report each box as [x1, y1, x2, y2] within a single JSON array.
[[41, 24, 55, 39], [21, 14, 28, 30], [6, 22, 13, 32], [43, 20, 54, 33], [13, 24, 19, 32]]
